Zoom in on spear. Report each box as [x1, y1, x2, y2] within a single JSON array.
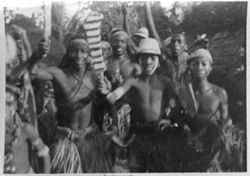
[[42, 0, 51, 57]]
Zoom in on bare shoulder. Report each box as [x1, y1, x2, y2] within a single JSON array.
[[125, 76, 138, 86], [211, 83, 228, 101], [47, 66, 63, 74]]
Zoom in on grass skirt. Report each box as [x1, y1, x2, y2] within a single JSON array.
[[50, 136, 82, 173]]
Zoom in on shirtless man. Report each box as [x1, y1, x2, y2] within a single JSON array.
[[9, 35, 97, 173], [176, 48, 233, 171], [29, 36, 96, 132], [99, 38, 187, 172], [5, 86, 50, 173], [185, 48, 230, 127], [106, 29, 141, 85], [103, 29, 141, 141]]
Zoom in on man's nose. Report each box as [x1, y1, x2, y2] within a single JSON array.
[[173, 41, 178, 47], [197, 63, 203, 70], [76, 51, 84, 58], [145, 57, 152, 64]]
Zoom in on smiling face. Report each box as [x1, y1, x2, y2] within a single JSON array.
[[189, 56, 212, 80], [111, 35, 127, 57], [67, 39, 89, 70], [169, 34, 186, 57], [138, 53, 159, 75]]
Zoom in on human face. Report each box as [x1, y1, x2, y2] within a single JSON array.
[[138, 54, 159, 75], [111, 35, 127, 57], [68, 43, 88, 70], [6, 91, 17, 121], [189, 57, 212, 80], [132, 35, 143, 46], [102, 47, 110, 60], [170, 34, 186, 57]]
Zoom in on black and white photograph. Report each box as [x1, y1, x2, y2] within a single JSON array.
[[1, 0, 248, 174]]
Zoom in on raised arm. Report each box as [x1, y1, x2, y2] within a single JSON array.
[[7, 39, 50, 82], [29, 63, 57, 81]]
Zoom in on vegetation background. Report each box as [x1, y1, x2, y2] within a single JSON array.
[[5, 0, 247, 125]]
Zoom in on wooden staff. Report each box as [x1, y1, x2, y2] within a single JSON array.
[[42, 0, 51, 57]]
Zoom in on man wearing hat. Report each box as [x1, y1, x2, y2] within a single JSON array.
[[98, 38, 188, 172]]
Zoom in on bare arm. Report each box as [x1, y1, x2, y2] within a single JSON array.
[[7, 39, 49, 82], [219, 88, 230, 124], [23, 123, 50, 173], [98, 76, 135, 104], [29, 63, 56, 81]]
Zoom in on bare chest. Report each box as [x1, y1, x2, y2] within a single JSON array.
[[195, 91, 221, 115], [53, 71, 94, 101], [132, 82, 164, 110], [107, 60, 134, 78]]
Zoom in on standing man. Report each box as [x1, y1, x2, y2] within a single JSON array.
[[106, 29, 141, 85], [8, 35, 100, 173], [99, 38, 189, 172], [175, 48, 235, 171], [162, 33, 189, 81]]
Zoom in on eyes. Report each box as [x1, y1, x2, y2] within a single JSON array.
[[171, 39, 183, 45], [190, 58, 210, 67], [69, 49, 88, 57], [139, 54, 159, 62], [111, 39, 126, 45]]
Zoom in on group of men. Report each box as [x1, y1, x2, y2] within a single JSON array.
[[4, 12, 243, 173]]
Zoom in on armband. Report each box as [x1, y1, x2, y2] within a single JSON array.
[[106, 87, 125, 102], [37, 146, 49, 157]]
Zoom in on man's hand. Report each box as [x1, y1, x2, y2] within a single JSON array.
[[31, 39, 50, 63], [37, 39, 50, 58], [157, 119, 171, 131], [97, 76, 112, 95], [183, 124, 191, 132]]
